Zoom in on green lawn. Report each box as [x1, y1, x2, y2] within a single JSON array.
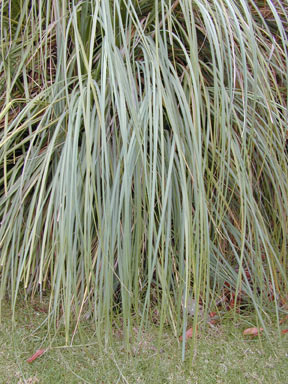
[[1, 300, 287, 384]]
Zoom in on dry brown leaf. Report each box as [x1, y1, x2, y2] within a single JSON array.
[[280, 315, 288, 325], [243, 327, 263, 336], [27, 349, 46, 363], [179, 327, 198, 341], [207, 312, 219, 325]]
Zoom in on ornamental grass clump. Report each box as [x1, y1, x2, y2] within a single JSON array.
[[0, 0, 287, 356]]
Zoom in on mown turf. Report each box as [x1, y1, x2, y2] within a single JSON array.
[[0, 300, 287, 384]]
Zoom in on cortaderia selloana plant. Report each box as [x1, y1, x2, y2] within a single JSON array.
[[0, 0, 287, 358]]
